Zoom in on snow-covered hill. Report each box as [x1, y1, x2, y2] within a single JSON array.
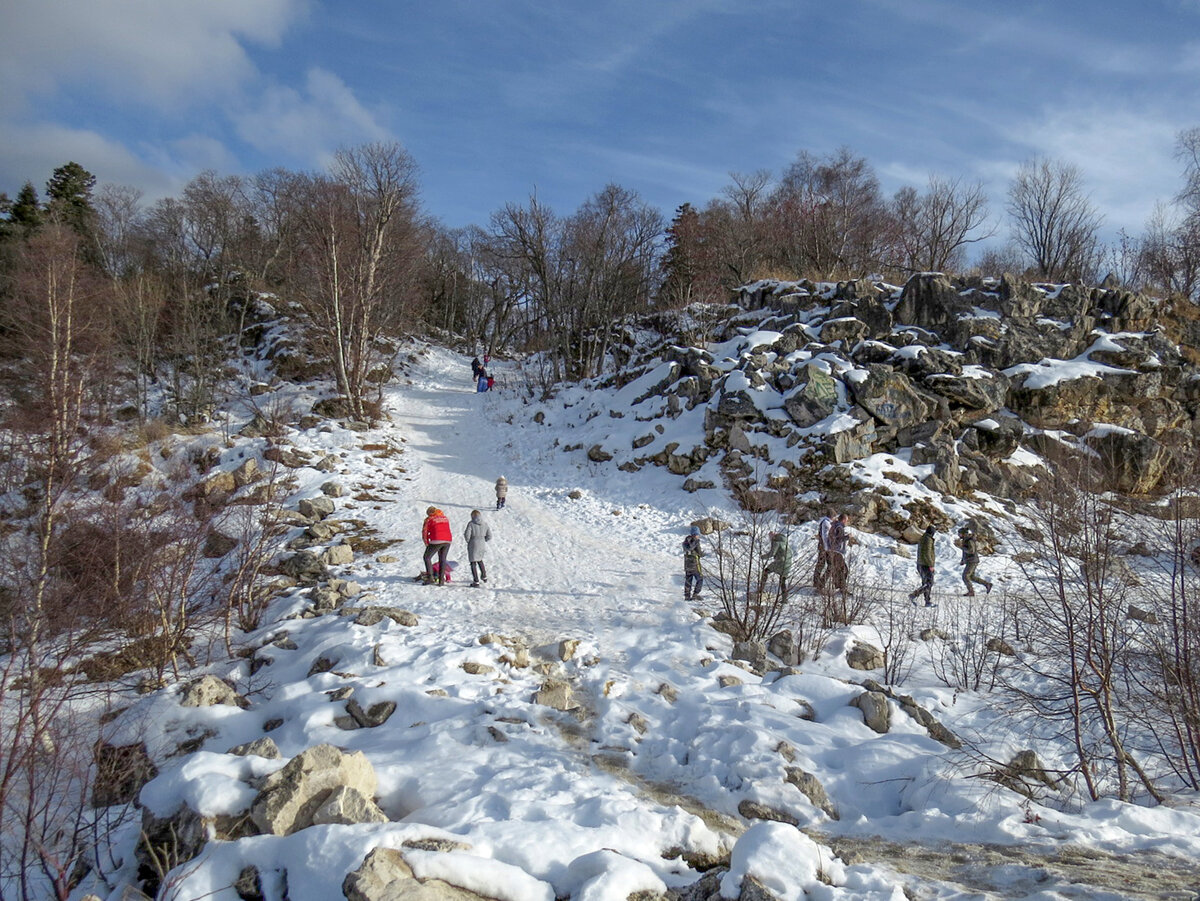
[[74, 346, 1200, 901]]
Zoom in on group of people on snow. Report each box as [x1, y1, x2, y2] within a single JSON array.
[[419, 477, 508, 587], [682, 511, 993, 606]]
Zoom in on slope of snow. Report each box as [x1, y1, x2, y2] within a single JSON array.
[[92, 345, 1200, 901]]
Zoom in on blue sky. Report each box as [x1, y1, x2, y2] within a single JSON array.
[[2, 0, 1199, 246]]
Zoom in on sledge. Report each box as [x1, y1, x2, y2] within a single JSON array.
[[413, 560, 458, 583]]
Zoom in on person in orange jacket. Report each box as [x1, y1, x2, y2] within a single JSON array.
[[422, 506, 453, 585]]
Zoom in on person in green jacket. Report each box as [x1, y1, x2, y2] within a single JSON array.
[[909, 525, 937, 607]]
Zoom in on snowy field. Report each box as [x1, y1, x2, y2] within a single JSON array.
[[94, 345, 1200, 901]]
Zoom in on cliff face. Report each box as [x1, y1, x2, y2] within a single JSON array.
[[570, 273, 1200, 535]]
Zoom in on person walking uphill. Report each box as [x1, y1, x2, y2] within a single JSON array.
[[959, 525, 993, 597], [765, 531, 793, 598], [463, 510, 491, 587], [682, 526, 703, 600], [421, 506, 453, 585], [494, 476, 507, 510], [827, 513, 856, 595], [909, 526, 937, 607], [813, 509, 834, 591]]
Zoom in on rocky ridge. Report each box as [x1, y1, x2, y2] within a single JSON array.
[[552, 273, 1200, 539]]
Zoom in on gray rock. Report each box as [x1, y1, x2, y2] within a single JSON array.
[[462, 662, 494, 676], [278, 551, 329, 584], [320, 481, 346, 497], [558, 639, 581, 661], [846, 641, 885, 671], [349, 606, 419, 627], [297, 496, 336, 520], [783, 364, 839, 428], [736, 799, 798, 826], [180, 675, 247, 709], [851, 691, 890, 733], [345, 700, 396, 728], [251, 743, 378, 836], [767, 630, 803, 666], [322, 543, 354, 566], [310, 785, 388, 827], [733, 640, 767, 673], [232, 458, 260, 488], [343, 847, 492, 901], [535, 679, 579, 711], [587, 445, 614, 462], [228, 737, 281, 759], [784, 767, 839, 820]]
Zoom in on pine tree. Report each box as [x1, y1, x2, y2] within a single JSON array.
[[9, 182, 42, 231], [45, 161, 97, 240], [659, 203, 701, 308]]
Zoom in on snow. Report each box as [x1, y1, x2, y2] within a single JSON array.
[[43, 344, 1200, 900]]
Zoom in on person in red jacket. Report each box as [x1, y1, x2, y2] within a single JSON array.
[[422, 506, 453, 585]]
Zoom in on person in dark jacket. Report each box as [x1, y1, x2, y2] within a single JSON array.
[[909, 526, 937, 607], [827, 513, 856, 595], [813, 509, 834, 591], [471, 357, 483, 380], [958, 525, 993, 597], [683, 526, 703, 600], [463, 509, 492, 587], [421, 506, 453, 585], [765, 531, 793, 598]]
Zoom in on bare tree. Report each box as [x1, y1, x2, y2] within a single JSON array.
[[892, 175, 993, 274], [289, 142, 427, 418], [1007, 157, 1103, 282], [1009, 465, 1164, 803], [770, 147, 891, 279]]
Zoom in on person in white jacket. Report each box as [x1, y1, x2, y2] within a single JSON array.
[[463, 509, 492, 587]]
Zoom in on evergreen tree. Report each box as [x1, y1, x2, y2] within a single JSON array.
[[9, 182, 42, 231], [45, 161, 97, 240]]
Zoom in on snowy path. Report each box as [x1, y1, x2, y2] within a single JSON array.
[[365, 347, 692, 650]]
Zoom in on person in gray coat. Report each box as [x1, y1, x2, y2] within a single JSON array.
[[463, 509, 492, 587]]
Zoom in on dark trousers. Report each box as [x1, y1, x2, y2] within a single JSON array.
[[684, 571, 702, 597], [910, 564, 934, 603], [813, 546, 829, 589], [828, 551, 848, 593], [423, 542, 450, 583], [470, 560, 488, 583]]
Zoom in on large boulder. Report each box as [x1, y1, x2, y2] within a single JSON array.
[[851, 690, 890, 733], [1086, 429, 1173, 494], [924, 369, 1010, 413], [894, 273, 974, 332], [782, 365, 839, 428], [848, 366, 940, 431], [250, 743, 379, 836]]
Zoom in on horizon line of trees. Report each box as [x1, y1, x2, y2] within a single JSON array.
[[3, 131, 1200, 403]]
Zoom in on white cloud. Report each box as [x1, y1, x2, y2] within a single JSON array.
[[1012, 105, 1181, 234], [231, 68, 390, 165], [0, 121, 176, 198], [0, 0, 307, 114]]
